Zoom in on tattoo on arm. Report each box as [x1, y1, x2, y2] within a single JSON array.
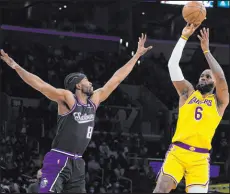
[[204, 52, 229, 106], [204, 52, 225, 78]]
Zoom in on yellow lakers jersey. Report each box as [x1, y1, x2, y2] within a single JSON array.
[[172, 90, 222, 150]]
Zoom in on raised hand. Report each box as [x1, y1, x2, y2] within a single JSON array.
[[197, 27, 209, 51], [0, 49, 18, 69], [136, 33, 152, 56], [182, 23, 200, 39]]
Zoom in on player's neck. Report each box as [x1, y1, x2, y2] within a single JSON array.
[[75, 91, 88, 104]]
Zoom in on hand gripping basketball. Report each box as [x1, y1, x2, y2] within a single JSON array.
[[0, 49, 18, 69], [182, 23, 200, 39]]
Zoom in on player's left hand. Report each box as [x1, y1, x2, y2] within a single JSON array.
[[197, 27, 210, 51], [136, 33, 152, 56]]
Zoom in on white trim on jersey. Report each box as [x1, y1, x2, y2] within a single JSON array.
[[49, 157, 69, 192], [51, 149, 82, 158], [59, 101, 77, 116]]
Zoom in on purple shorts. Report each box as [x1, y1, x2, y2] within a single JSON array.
[[39, 149, 85, 193]]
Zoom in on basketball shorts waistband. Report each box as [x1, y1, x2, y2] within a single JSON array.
[[51, 149, 82, 159], [172, 142, 210, 153]]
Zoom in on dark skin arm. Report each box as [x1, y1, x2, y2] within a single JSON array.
[[198, 28, 229, 116], [91, 34, 152, 106], [0, 49, 75, 114]]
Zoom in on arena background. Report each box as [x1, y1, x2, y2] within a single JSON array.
[[0, 0, 229, 193]]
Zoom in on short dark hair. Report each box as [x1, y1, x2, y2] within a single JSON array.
[[64, 73, 86, 93]]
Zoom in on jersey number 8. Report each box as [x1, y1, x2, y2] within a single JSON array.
[[195, 106, 203, 120], [86, 126, 93, 139]]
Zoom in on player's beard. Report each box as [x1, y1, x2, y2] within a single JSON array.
[[196, 82, 214, 95], [82, 86, 93, 97]]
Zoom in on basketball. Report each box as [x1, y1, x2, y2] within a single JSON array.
[[182, 1, 207, 25]]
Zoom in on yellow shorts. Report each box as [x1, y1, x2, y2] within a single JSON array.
[[158, 144, 210, 189]]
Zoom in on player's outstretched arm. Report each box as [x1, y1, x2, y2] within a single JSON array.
[[168, 24, 199, 99], [197, 28, 229, 108], [91, 33, 152, 105], [0, 49, 71, 103]]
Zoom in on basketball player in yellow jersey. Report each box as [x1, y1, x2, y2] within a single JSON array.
[[153, 24, 229, 193]]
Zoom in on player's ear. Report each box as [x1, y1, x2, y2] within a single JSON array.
[[76, 83, 81, 90]]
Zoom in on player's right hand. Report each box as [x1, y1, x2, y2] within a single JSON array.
[[182, 23, 200, 39], [136, 33, 153, 56], [0, 49, 18, 69]]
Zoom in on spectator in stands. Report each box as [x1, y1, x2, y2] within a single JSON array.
[[99, 142, 110, 159], [88, 156, 101, 172], [27, 169, 42, 193]]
